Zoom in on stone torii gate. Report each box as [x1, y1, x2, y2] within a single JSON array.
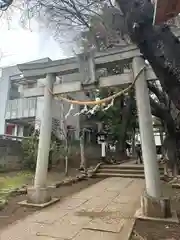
[[18, 46, 173, 219]]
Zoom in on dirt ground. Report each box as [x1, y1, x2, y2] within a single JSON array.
[[0, 170, 101, 230], [131, 182, 180, 240]]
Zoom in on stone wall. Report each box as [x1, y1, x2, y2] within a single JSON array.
[[0, 139, 22, 172], [0, 139, 101, 172], [52, 144, 102, 170]]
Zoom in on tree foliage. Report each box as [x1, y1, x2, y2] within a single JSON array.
[[76, 4, 130, 51], [0, 0, 13, 11], [88, 87, 137, 152], [22, 0, 105, 41], [22, 130, 39, 170], [116, 0, 180, 111], [148, 79, 180, 171], [22, 127, 60, 170], [20, 0, 129, 52]]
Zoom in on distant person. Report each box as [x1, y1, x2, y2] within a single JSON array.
[[125, 141, 131, 157], [135, 144, 143, 164], [109, 141, 117, 164], [48, 149, 53, 172]]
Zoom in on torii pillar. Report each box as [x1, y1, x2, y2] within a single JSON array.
[[133, 56, 172, 219], [27, 73, 58, 205]]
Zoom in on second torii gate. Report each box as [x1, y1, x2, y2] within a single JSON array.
[[18, 47, 173, 220]]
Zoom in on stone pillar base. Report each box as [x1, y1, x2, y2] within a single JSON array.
[[27, 187, 52, 204], [141, 192, 171, 218]]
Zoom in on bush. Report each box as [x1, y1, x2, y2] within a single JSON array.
[[21, 134, 39, 170], [21, 128, 78, 170], [22, 130, 61, 170]]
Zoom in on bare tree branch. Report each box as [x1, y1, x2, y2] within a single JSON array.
[[148, 81, 169, 108], [0, 0, 13, 10], [20, 0, 130, 52], [150, 96, 175, 135]]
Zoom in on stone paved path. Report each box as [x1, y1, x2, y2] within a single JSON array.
[[0, 178, 145, 240]]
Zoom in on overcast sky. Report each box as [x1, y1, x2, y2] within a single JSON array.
[[0, 7, 67, 67]]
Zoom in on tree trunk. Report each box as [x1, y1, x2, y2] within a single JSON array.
[[116, 0, 180, 110], [65, 130, 69, 176], [79, 130, 86, 172], [150, 94, 179, 175], [64, 137, 69, 176], [159, 128, 164, 146], [65, 156, 68, 176], [162, 135, 177, 176], [118, 90, 134, 156]]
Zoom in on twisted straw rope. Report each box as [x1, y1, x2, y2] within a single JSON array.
[[50, 66, 145, 106]]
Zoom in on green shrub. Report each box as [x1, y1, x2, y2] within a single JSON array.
[[21, 130, 39, 170], [21, 129, 78, 170]]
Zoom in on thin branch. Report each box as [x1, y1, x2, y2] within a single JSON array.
[[0, 0, 13, 10], [150, 96, 176, 135], [148, 81, 168, 106], [21, 0, 128, 50]]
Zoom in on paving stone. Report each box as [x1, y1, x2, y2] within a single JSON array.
[[121, 183, 144, 196], [112, 195, 135, 204], [84, 216, 125, 233], [36, 215, 91, 239], [73, 189, 108, 199], [28, 236, 64, 240], [61, 213, 92, 224], [73, 229, 119, 240], [0, 178, 145, 240], [75, 197, 110, 213], [67, 192, 94, 200], [0, 222, 46, 240], [27, 209, 68, 224], [105, 180, 133, 192], [56, 197, 88, 210], [104, 206, 137, 219], [105, 200, 135, 211], [36, 224, 81, 239]]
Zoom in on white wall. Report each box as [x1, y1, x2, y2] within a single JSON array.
[[136, 132, 163, 146], [0, 65, 20, 134], [0, 62, 88, 139]]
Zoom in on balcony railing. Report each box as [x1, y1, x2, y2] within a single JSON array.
[[5, 97, 37, 119]]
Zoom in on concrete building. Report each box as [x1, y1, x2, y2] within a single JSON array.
[[0, 58, 89, 140]]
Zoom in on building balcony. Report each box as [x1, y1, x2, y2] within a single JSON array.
[[5, 97, 37, 120]]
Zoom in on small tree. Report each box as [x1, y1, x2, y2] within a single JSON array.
[[79, 129, 86, 171], [53, 99, 71, 176], [21, 129, 39, 170], [22, 123, 59, 171]]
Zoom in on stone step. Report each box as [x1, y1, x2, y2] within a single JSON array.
[[94, 172, 165, 179], [100, 164, 164, 170], [100, 164, 144, 169], [97, 168, 164, 174]]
